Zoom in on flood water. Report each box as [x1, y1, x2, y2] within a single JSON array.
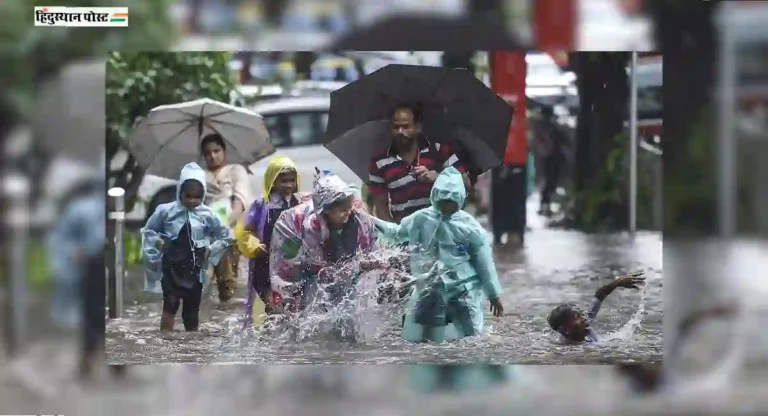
[[106, 212, 663, 365]]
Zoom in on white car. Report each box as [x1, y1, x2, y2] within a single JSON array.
[[133, 95, 359, 223]]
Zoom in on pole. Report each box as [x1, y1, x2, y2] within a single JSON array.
[[107, 187, 125, 319], [629, 52, 638, 236], [717, 9, 737, 238], [3, 172, 30, 356]]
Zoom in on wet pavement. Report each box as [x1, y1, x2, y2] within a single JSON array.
[[105, 197, 663, 365]]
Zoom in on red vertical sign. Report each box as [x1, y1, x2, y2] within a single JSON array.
[[490, 51, 528, 165], [534, 0, 576, 50]]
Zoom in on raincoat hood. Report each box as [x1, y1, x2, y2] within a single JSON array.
[[176, 162, 207, 204], [429, 166, 466, 213], [263, 156, 300, 200], [312, 170, 354, 214]]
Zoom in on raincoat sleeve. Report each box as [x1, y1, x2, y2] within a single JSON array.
[[206, 212, 234, 266], [468, 227, 502, 300], [269, 208, 305, 295], [299, 214, 327, 274], [234, 220, 264, 259], [141, 203, 170, 293], [371, 214, 413, 246]]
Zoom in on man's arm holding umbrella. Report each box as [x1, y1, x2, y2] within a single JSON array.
[[412, 142, 471, 190]]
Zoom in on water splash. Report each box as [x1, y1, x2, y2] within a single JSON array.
[[602, 282, 648, 341], [246, 245, 414, 345]]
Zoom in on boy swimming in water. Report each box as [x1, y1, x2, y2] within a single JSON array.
[[547, 272, 646, 343]]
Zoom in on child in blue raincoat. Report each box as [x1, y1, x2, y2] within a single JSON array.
[[142, 162, 233, 333], [373, 167, 505, 343]]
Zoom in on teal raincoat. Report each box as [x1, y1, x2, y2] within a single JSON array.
[[142, 162, 233, 294], [373, 167, 503, 343]]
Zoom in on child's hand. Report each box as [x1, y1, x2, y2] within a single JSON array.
[[612, 272, 646, 290], [155, 239, 165, 250], [489, 297, 504, 317]]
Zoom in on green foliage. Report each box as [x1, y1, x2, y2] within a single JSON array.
[[106, 51, 238, 149], [561, 133, 660, 232], [664, 106, 759, 236], [28, 240, 51, 289], [0, 0, 176, 125], [125, 230, 142, 266]]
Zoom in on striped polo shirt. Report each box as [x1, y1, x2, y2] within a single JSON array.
[[367, 137, 466, 223]]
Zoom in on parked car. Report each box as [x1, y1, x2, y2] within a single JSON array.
[[134, 95, 359, 223]]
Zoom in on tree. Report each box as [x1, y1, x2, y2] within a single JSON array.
[[105, 51, 237, 211], [645, 1, 721, 236], [565, 52, 631, 231], [0, 0, 176, 215]]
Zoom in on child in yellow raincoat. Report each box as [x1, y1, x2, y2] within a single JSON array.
[[235, 156, 309, 327]]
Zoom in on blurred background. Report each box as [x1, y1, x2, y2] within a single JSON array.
[[1, 0, 768, 414]]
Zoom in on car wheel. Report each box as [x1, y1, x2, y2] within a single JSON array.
[[146, 186, 177, 223]]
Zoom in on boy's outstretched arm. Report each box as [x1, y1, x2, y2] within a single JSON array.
[[590, 272, 646, 319], [595, 272, 646, 300], [371, 214, 412, 245]]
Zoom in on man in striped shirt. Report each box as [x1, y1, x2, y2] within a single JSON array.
[[367, 104, 470, 223]]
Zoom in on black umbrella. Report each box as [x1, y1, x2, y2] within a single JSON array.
[[323, 64, 513, 181], [327, 15, 523, 50]]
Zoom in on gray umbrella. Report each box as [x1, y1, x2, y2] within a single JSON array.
[[323, 64, 513, 180]]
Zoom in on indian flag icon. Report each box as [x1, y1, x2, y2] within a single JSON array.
[[110, 11, 128, 24]]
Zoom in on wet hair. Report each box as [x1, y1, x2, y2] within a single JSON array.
[[324, 194, 354, 212], [200, 133, 226, 154], [180, 179, 204, 195], [547, 303, 578, 331], [389, 103, 422, 123]]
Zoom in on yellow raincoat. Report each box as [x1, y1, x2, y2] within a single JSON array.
[[237, 156, 307, 327]]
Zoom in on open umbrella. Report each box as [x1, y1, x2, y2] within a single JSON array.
[[323, 64, 513, 181], [127, 98, 275, 179]]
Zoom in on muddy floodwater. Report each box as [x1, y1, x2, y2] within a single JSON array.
[[106, 215, 662, 364]]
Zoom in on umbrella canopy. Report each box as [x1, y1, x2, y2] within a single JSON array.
[[127, 98, 275, 179], [323, 64, 513, 181]]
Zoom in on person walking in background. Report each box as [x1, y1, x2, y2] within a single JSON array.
[[235, 156, 309, 326], [368, 103, 469, 224], [533, 107, 566, 217], [48, 166, 125, 380], [200, 133, 251, 303], [142, 162, 233, 334]]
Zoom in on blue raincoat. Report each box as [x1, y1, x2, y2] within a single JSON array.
[[142, 162, 233, 294], [373, 167, 503, 343]]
